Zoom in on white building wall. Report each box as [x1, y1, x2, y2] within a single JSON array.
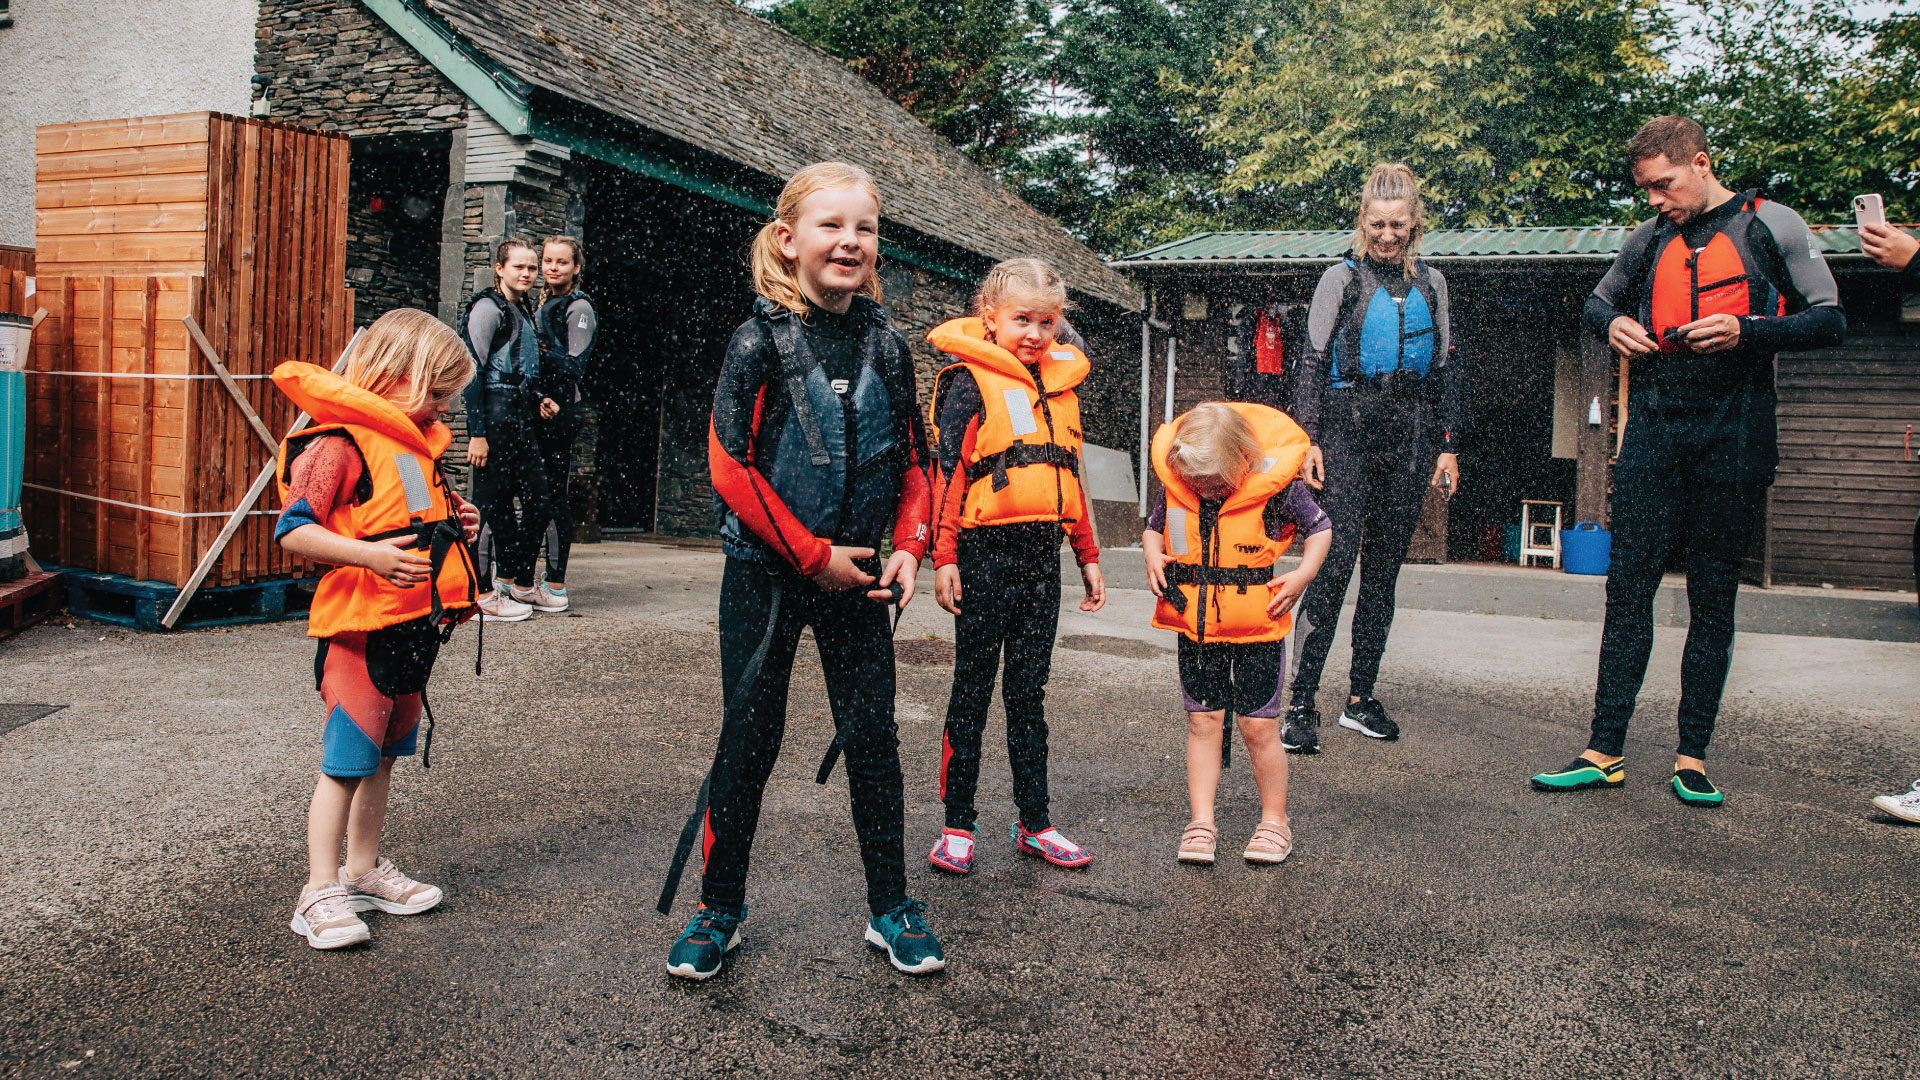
[[0, 0, 259, 247]]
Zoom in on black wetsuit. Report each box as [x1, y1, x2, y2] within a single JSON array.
[[702, 299, 931, 918], [461, 290, 552, 586], [1583, 195, 1844, 759]]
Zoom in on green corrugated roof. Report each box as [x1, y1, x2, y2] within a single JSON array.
[[1111, 224, 1904, 268]]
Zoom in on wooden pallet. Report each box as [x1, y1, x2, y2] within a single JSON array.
[[0, 570, 63, 641], [53, 565, 316, 632]]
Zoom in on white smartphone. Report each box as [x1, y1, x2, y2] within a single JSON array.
[[1855, 193, 1886, 228]]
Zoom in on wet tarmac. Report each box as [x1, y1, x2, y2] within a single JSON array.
[[2, 543, 1917, 1078]]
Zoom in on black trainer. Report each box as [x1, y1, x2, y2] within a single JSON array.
[[1338, 697, 1400, 740], [1281, 704, 1321, 754]]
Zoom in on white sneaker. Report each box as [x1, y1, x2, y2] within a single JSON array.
[[477, 589, 532, 622], [512, 580, 567, 612], [1871, 779, 1920, 824]]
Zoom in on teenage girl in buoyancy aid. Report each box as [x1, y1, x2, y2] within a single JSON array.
[[460, 236, 550, 622], [1143, 402, 1331, 866], [528, 235, 597, 613], [1285, 163, 1466, 753], [668, 162, 945, 981], [273, 309, 483, 949], [927, 257, 1107, 876]]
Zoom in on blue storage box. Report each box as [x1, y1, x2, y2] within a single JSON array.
[[1562, 522, 1611, 575]]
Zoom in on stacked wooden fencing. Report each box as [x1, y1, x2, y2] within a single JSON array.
[[24, 112, 352, 587]]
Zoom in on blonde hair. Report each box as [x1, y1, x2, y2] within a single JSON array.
[[541, 234, 585, 292], [1351, 162, 1427, 280], [343, 308, 476, 418], [974, 257, 1068, 319], [752, 162, 885, 316], [1167, 403, 1262, 501]]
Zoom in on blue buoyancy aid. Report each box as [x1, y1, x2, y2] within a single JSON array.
[[718, 298, 903, 562], [1330, 258, 1438, 387]]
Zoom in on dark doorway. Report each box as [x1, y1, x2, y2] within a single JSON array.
[[346, 132, 451, 325], [1448, 270, 1582, 562], [578, 161, 760, 532]]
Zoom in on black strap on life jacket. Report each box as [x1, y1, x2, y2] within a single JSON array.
[[764, 311, 832, 468], [967, 442, 1080, 492]]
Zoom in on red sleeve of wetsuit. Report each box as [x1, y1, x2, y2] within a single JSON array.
[[892, 441, 932, 563], [1066, 486, 1100, 566], [708, 389, 832, 578], [930, 417, 978, 569]]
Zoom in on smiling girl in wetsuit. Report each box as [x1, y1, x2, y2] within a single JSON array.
[[666, 162, 944, 981]]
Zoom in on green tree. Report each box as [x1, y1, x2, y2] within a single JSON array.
[[1185, 0, 1673, 233], [765, 0, 1044, 167], [1005, 0, 1256, 255]]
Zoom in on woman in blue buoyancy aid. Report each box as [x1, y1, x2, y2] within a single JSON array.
[[1283, 163, 1468, 752]]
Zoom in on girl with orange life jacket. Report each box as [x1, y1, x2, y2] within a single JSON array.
[[272, 309, 484, 950], [1143, 402, 1331, 865], [926, 258, 1106, 876]]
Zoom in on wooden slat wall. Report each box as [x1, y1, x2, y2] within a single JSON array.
[[0, 246, 32, 282], [26, 113, 352, 587], [1772, 325, 1920, 592]]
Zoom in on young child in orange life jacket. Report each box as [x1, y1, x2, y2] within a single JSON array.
[[927, 258, 1106, 874], [1144, 402, 1332, 866], [273, 308, 484, 950]]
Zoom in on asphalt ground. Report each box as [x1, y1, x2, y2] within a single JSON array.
[[2, 543, 1917, 1079]]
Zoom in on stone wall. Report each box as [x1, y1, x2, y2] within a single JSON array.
[[255, 0, 465, 136]]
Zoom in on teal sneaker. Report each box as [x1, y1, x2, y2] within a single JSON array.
[[1672, 768, 1724, 806], [666, 905, 744, 981], [865, 899, 946, 975], [1530, 756, 1624, 792]]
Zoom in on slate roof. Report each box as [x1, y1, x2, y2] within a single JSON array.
[[1112, 225, 1913, 268], [417, 0, 1140, 310]]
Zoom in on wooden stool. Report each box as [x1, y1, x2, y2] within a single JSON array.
[[1520, 500, 1563, 569]]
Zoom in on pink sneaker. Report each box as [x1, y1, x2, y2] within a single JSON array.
[[290, 882, 370, 949], [928, 828, 976, 874], [1012, 823, 1091, 868], [340, 858, 443, 915]]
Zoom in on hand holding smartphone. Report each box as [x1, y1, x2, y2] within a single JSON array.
[[1856, 193, 1887, 228]]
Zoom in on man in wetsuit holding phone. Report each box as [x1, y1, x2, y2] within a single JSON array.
[[1530, 115, 1845, 806]]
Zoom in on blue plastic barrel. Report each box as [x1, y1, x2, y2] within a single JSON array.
[[1561, 521, 1611, 575], [0, 312, 28, 581]]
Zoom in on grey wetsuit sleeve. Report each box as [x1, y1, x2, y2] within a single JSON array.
[[1584, 219, 1660, 336], [567, 298, 597, 358], [1291, 262, 1354, 443], [462, 299, 501, 441], [1745, 201, 1846, 353]]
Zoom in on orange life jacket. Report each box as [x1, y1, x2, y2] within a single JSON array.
[[1642, 191, 1788, 354], [273, 361, 480, 639], [1150, 402, 1313, 644], [927, 317, 1088, 528]]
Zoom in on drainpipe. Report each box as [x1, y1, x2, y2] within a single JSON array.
[[1140, 290, 1171, 516]]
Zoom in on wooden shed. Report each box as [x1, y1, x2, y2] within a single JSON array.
[[23, 112, 353, 587]]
